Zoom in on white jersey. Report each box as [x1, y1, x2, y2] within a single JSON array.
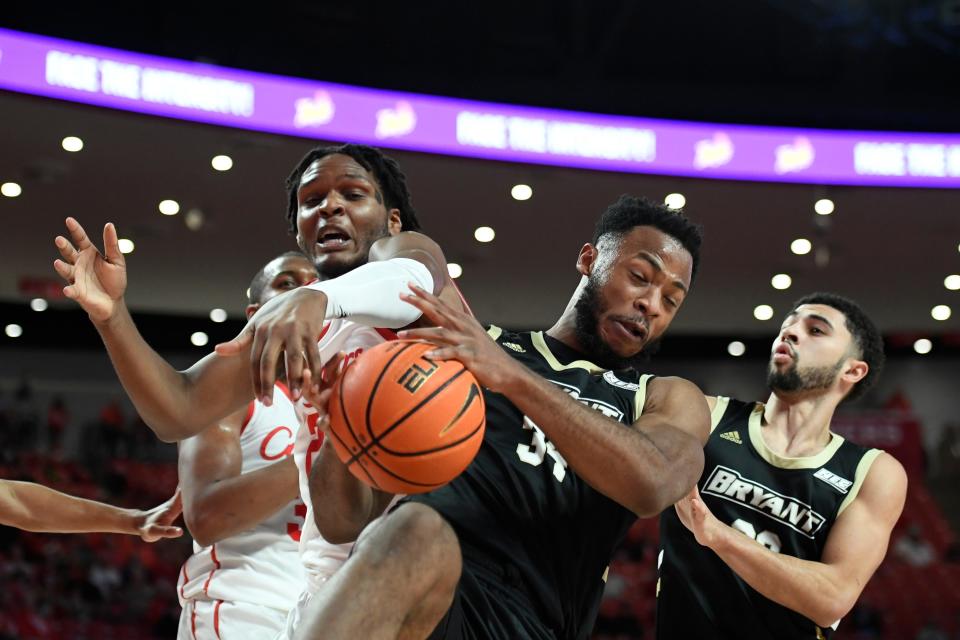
[[292, 319, 396, 594], [178, 386, 306, 613]]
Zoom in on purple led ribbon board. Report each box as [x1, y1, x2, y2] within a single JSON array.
[[1, 27, 959, 188]]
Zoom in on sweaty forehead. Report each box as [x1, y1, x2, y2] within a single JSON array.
[[616, 226, 693, 286], [299, 154, 376, 188]]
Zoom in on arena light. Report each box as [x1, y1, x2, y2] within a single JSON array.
[[211, 154, 233, 171], [447, 263, 463, 279], [209, 308, 228, 323], [5, 323, 23, 338], [753, 305, 774, 321], [474, 226, 495, 243], [510, 184, 532, 201], [944, 274, 960, 291], [159, 199, 180, 216], [931, 305, 952, 321], [29, 298, 48, 312], [190, 331, 209, 347], [727, 341, 746, 357], [664, 193, 686, 210], [914, 338, 932, 355], [771, 274, 792, 290], [61, 135, 84, 152], [790, 238, 812, 255], [117, 238, 135, 254], [1, 182, 22, 198], [814, 198, 834, 216], [184, 208, 205, 231]]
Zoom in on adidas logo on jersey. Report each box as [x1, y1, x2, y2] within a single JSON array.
[[703, 465, 826, 538], [602, 371, 639, 391], [813, 468, 853, 494], [719, 431, 742, 444], [503, 342, 526, 353]]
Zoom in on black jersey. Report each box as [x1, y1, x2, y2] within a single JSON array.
[[657, 397, 882, 640], [409, 327, 652, 640]]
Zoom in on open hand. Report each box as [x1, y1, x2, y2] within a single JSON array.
[[674, 485, 721, 549], [135, 488, 183, 543], [53, 217, 127, 323]]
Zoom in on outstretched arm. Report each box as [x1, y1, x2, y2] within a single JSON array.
[[0, 480, 183, 541], [54, 217, 253, 441], [675, 452, 907, 627]]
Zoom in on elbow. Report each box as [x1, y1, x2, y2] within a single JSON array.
[[631, 444, 705, 517], [152, 419, 202, 443], [315, 516, 361, 545], [812, 594, 856, 629], [155, 430, 182, 444], [183, 510, 224, 547]]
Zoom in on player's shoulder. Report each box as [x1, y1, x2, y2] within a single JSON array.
[[642, 376, 704, 412], [486, 325, 536, 353], [707, 396, 760, 432], [859, 450, 908, 496], [837, 450, 907, 522]]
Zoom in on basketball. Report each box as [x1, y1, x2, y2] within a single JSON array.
[[326, 340, 486, 494]]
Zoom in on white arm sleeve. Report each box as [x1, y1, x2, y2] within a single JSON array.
[[305, 257, 434, 328]]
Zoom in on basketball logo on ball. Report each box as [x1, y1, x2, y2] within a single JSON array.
[[327, 341, 486, 494]]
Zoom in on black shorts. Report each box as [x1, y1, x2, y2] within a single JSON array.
[[428, 549, 557, 640]]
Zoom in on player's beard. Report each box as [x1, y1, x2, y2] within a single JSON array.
[[573, 275, 659, 371], [767, 355, 843, 395]]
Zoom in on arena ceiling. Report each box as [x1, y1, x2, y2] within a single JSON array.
[[0, 90, 957, 342], [0, 7, 958, 349]]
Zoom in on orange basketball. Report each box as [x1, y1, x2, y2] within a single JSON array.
[[327, 340, 486, 494]]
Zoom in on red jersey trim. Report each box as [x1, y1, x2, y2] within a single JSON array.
[[275, 381, 293, 401], [374, 328, 399, 341], [317, 321, 331, 342], [213, 600, 224, 639], [450, 281, 474, 317], [179, 564, 189, 601], [201, 544, 221, 596], [239, 401, 256, 435]]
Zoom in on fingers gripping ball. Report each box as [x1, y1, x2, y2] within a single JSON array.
[[327, 341, 485, 494]]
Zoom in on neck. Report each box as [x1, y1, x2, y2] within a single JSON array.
[[761, 390, 840, 457], [545, 277, 588, 353]]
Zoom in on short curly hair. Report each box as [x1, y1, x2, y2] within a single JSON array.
[[791, 292, 885, 402], [592, 195, 703, 284], [284, 143, 421, 234]]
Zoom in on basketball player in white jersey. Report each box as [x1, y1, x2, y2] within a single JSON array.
[[278, 317, 402, 639], [176, 252, 316, 640], [52, 143, 463, 442], [52, 144, 468, 632]]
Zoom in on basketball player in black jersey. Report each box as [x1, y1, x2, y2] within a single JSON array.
[[296, 196, 710, 640], [657, 293, 907, 639]]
